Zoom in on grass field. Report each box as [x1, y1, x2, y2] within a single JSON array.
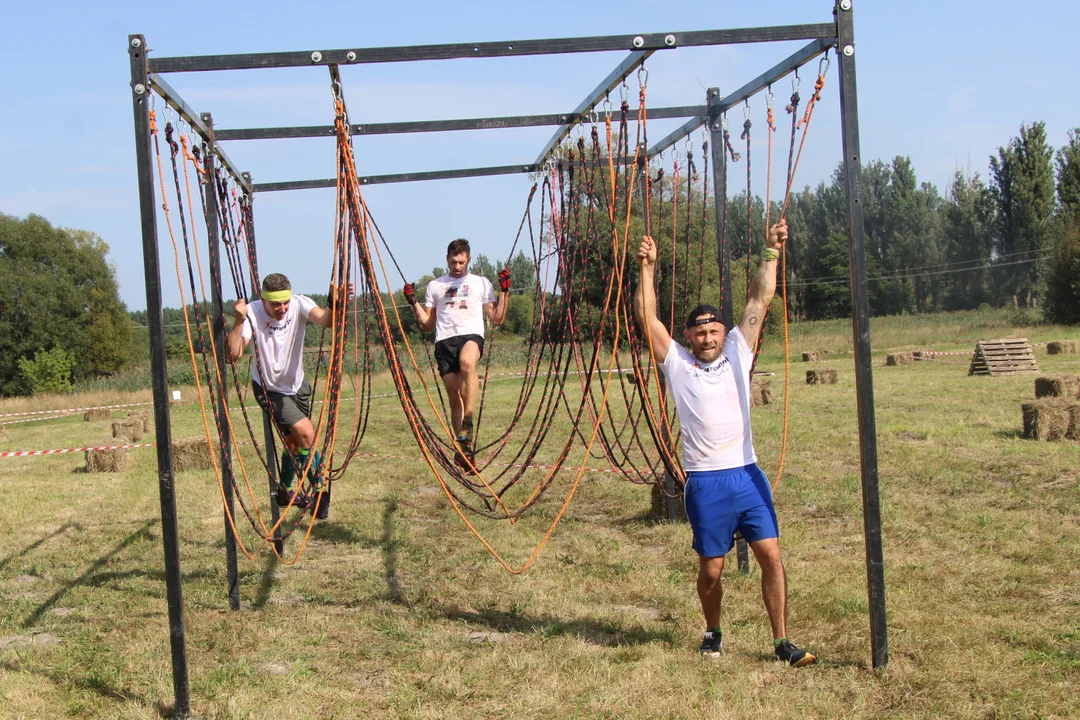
[[1, 312, 1079, 719]]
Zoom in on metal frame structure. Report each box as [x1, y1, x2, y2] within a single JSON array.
[[128, 3, 884, 714]]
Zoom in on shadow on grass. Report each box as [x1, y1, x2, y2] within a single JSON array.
[[312, 521, 376, 547], [251, 553, 279, 609], [0, 521, 83, 573], [994, 429, 1026, 440], [750, 651, 867, 670], [0, 658, 155, 712], [433, 605, 674, 648], [23, 520, 155, 628], [382, 497, 407, 605]]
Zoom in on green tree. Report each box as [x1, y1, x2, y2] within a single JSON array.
[[989, 122, 1056, 307], [1056, 128, 1080, 219], [1043, 221, 1080, 324], [942, 171, 996, 310], [0, 214, 132, 394]]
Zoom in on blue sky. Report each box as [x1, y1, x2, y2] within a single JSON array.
[[1, 0, 1077, 311]]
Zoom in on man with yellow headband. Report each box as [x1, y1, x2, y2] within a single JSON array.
[[227, 273, 337, 519]]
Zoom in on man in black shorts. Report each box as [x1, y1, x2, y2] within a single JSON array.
[[404, 239, 509, 463]]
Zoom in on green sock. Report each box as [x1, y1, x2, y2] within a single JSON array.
[[774, 637, 787, 648], [708, 627, 722, 636], [298, 448, 323, 491]]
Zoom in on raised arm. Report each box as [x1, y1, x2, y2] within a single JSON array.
[[308, 283, 355, 329], [485, 269, 511, 327], [227, 299, 250, 361], [633, 235, 672, 363], [738, 218, 788, 350]]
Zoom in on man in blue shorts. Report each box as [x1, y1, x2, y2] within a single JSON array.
[[633, 218, 816, 667]]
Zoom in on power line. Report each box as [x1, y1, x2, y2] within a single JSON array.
[[786, 253, 1045, 287]]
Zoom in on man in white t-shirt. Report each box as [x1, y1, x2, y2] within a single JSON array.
[[227, 273, 337, 519], [634, 219, 816, 667], [403, 239, 509, 467]]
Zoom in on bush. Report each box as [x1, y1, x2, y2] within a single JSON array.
[[17, 347, 75, 395]]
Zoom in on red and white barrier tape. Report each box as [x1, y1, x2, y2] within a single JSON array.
[[1, 412, 80, 425], [0, 401, 153, 419], [1, 441, 621, 475], [0, 443, 156, 458]]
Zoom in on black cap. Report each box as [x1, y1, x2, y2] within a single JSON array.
[[685, 304, 722, 329]]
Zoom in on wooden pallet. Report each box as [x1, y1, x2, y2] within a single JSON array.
[[968, 337, 1039, 376]]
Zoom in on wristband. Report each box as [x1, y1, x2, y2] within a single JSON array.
[[762, 248, 780, 261]]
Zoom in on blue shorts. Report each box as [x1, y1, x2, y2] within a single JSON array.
[[684, 463, 779, 557]]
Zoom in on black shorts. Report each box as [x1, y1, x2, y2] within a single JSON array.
[[252, 380, 312, 434], [434, 334, 485, 377]]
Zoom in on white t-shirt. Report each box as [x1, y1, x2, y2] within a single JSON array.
[[662, 326, 757, 472], [240, 294, 318, 394], [424, 273, 496, 343]]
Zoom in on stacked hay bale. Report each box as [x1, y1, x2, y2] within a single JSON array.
[[886, 352, 914, 367], [1022, 375, 1080, 441], [650, 479, 686, 523], [112, 419, 144, 442], [172, 437, 216, 472], [750, 377, 774, 407], [1046, 340, 1078, 355], [83, 408, 110, 421], [806, 368, 838, 385], [801, 351, 818, 362], [85, 443, 130, 473], [127, 410, 151, 433]]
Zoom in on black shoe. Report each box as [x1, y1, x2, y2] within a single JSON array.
[[455, 436, 476, 475], [311, 484, 331, 520], [699, 631, 722, 659], [775, 639, 817, 667], [275, 486, 311, 510]]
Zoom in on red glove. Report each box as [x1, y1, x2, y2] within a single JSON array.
[[498, 268, 511, 293], [403, 283, 417, 306]]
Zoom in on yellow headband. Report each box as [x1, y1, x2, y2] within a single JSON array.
[[261, 289, 292, 302]]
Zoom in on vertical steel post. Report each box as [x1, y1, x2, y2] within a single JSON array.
[[127, 34, 190, 717], [707, 88, 749, 574], [835, 0, 888, 669], [203, 113, 241, 611], [637, 162, 679, 522]]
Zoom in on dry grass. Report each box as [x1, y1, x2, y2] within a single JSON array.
[[1, 320, 1079, 718]]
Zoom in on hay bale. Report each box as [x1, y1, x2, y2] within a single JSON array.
[[1035, 375, 1080, 399], [83, 408, 111, 422], [801, 351, 818, 362], [750, 379, 774, 407], [806, 368, 838, 385], [886, 353, 914, 367], [85, 443, 131, 473], [127, 411, 151, 433], [172, 437, 216, 473], [1021, 400, 1076, 441], [111, 420, 144, 442], [1046, 340, 1077, 355], [650, 480, 686, 523]]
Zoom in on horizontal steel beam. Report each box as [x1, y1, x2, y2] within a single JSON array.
[[214, 104, 705, 142], [253, 163, 540, 193], [147, 73, 252, 193], [646, 37, 835, 159], [147, 24, 837, 73]]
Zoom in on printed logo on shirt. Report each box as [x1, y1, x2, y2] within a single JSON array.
[[264, 316, 293, 333], [692, 357, 731, 379]]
